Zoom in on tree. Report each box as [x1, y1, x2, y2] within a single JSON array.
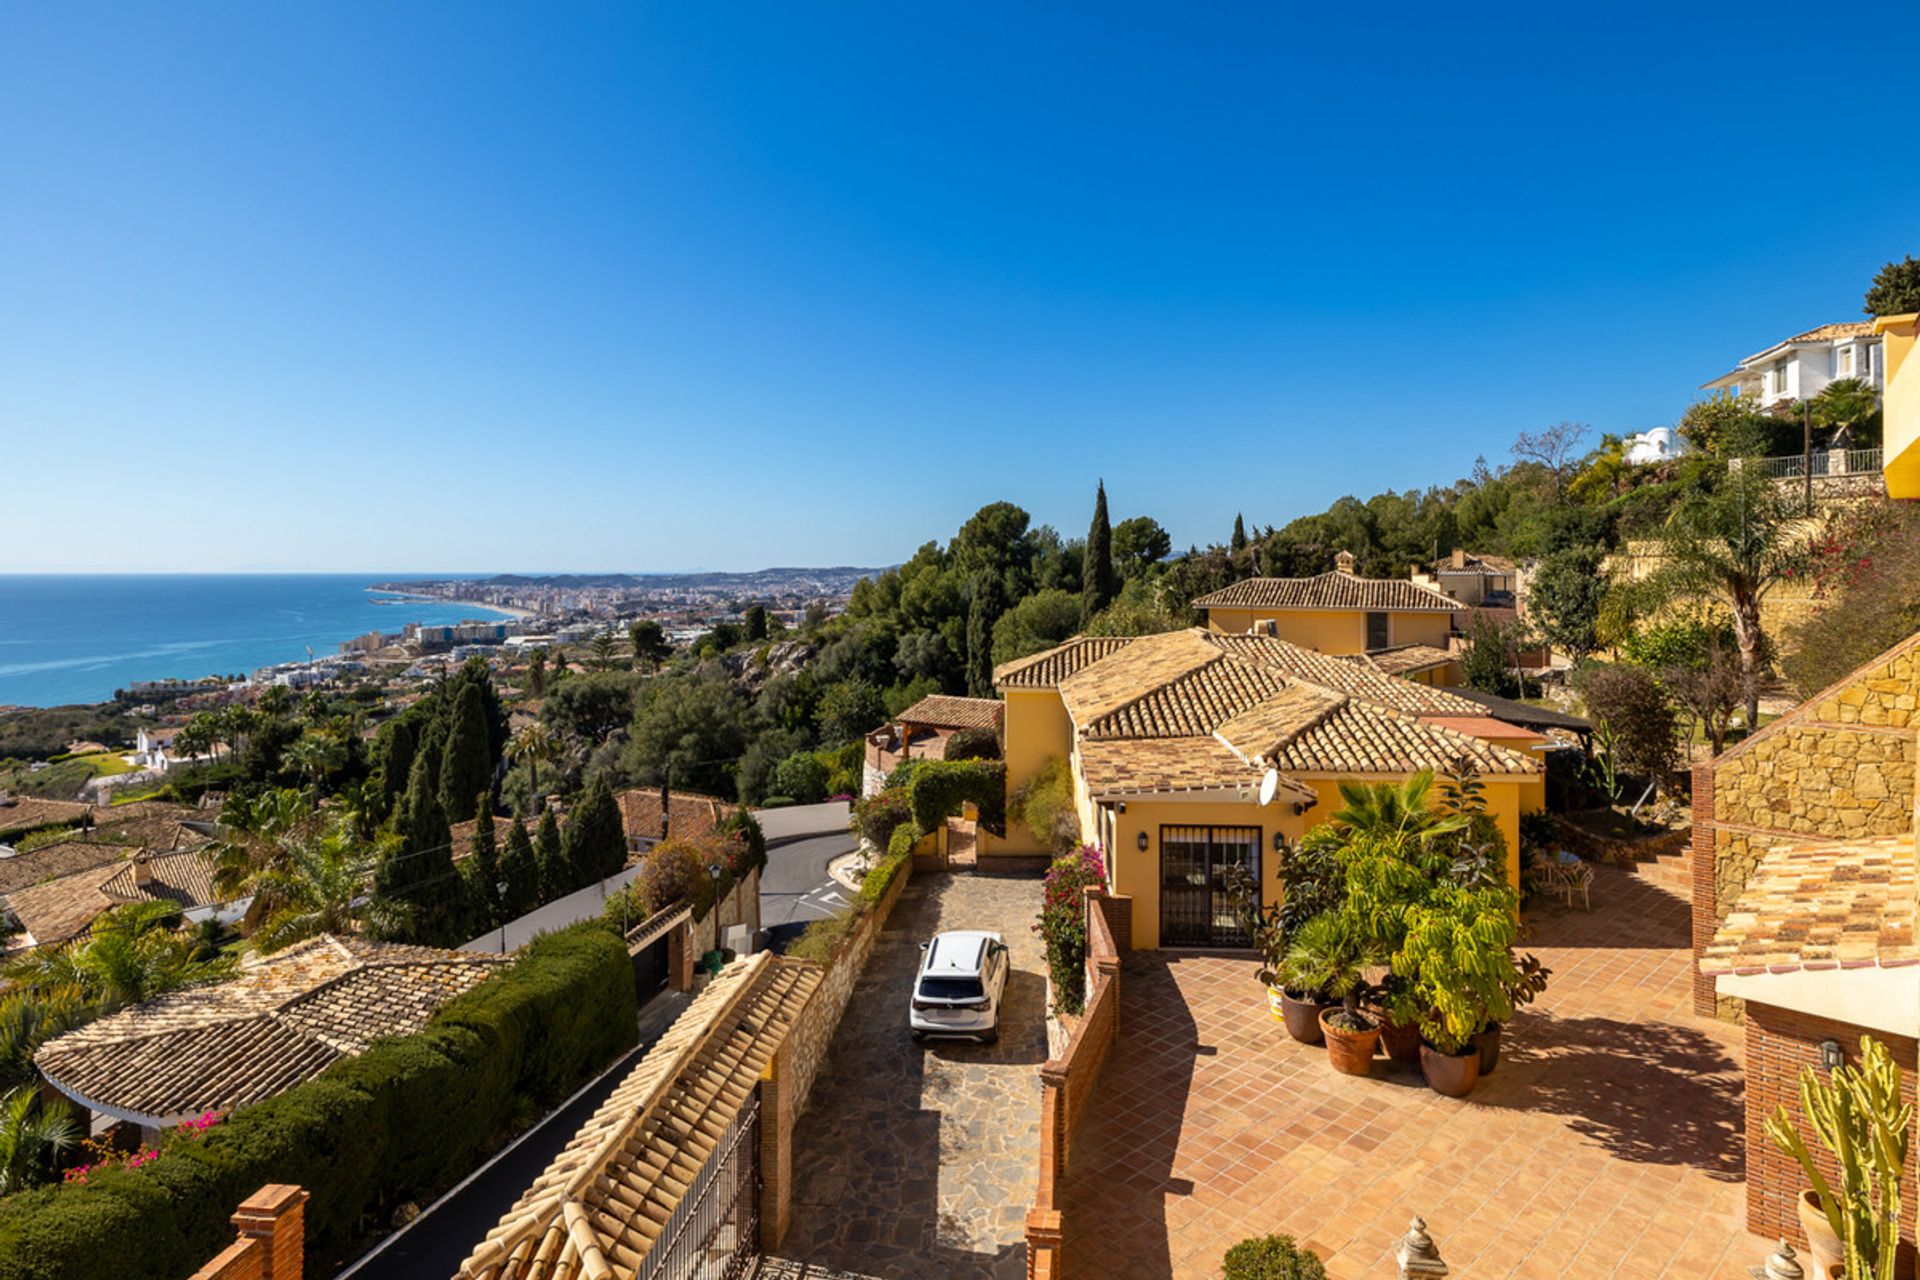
[[743, 605, 769, 643], [0, 1088, 77, 1195], [1864, 253, 1920, 317], [1575, 662, 1678, 780], [380, 749, 458, 942], [965, 571, 1003, 698], [1230, 513, 1248, 554], [527, 647, 549, 697], [1081, 481, 1117, 625], [463, 797, 502, 931], [562, 778, 627, 886], [1459, 612, 1523, 697], [439, 679, 494, 823], [3, 901, 233, 1013], [1661, 636, 1743, 755], [772, 750, 830, 803], [1811, 378, 1882, 446], [1783, 500, 1920, 696], [815, 679, 886, 745], [1678, 394, 1797, 458], [1639, 461, 1811, 725], [991, 589, 1083, 666], [535, 808, 567, 899], [369, 713, 421, 821], [1112, 516, 1171, 578], [628, 621, 670, 672], [248, 816, 405, 952], [1510, 421, 1590, 494], [498, 819, 540, 917], [621, 675, 752, 797], [1528, 546, 1609, 663], [507, 722, 561, 811], [588, 632, 621, 672], [542, 670, 642, 747]]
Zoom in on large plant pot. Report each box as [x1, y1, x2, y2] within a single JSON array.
[[1476, 1023, 1503, 1077], [1377, 1015, 1423, 1066], [1277, 989, 1329, 1045], [1419, 1043, 1481, 1097], [1797, 1190, 1843, 1278], [1319, 1009, 1380, 1076]]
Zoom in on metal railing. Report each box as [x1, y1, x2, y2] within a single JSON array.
[[637, 1094, 761, 1280], [1742, 447, 1882, 479]]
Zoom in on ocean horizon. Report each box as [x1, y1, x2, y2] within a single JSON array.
[[0, 574, 517, 708]]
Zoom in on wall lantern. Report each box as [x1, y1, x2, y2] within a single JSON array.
[[1273, 831, 1287, 852], [1136, 831, 1149, 852], [1291, 801, 1311, 816], [1116, 802, 1127, 815], [1819, 1038, 1846, 1070]]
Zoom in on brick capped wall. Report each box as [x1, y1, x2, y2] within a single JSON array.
[[1743, 1006, 1918, 1259], [189, 1185, 308, 1280], [1690, 632, 1920, 1018]]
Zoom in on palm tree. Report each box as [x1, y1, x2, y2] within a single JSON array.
[[3, 902, 234, 1013], [0, 1088, 78, 1194], [247, 818, 405, 952], [1329, 771, 1469, 847], [507, 724, 561, 812], [283, 731, 345, 788], [208, 787, 318, 900]]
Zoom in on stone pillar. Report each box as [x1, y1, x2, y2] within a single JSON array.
[[1023, 1208, 1063, 1280], [757, 1042, 795, 1251], [668, 918, 694, 992], [230, 1184, 308, 1280], [1394, 1216, 1448, 1278], [1689, 763, 1718, 1017]]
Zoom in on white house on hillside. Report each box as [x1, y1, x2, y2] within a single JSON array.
[[1623, 426, 1686, 465], [1701, 321, 1883, 408]]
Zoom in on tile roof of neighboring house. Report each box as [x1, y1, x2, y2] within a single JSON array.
[[84, 801, 208, 853], [0, 841, 131, 899], [1077, 736, 1305, 800], [1190, 573, 1463, 613], [1215, 636, 1486, 715], [1361, 644, 1458, 677], [448, 815, 521, 864], [1742, 321, 1878, 365], [1056, 630, 1224, 728], [456, 952, 822, 1280], [6, 848, 224, 946], [614, 788, 737, 848], [98, 849, 222, 911], [1698, 836, 1916, 976], [893, 694, 1004, 732], [0, 796, 93, 838], [35, 935, 503, 1126], [993, 636, 1136, 690], [5, 863, 129, 947], [1266, 700, 1540, 777]]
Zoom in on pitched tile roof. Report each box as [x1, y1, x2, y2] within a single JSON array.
[[0, 796, 93, 838], [1268, 700, 1538, 777], [614, 788, 739, 848], [893, 694, 1003, 732], [98, 848, 222, 911], [456, 951, 823, 1280], [0, 841, 130, 899], [35, 935, 503, 1126], [4, 848, 223, 946], [1699, 836, 1917, 976], [448, 815, 521, 864], [1213, 635, 1487, 714], [6, 863, 129, 946], [1742, 321, 1877, 364], [1078, 736, 1308, 801], [1191, 573, 1462, 613], [1212, 684, 1349, 762], [1056, 630, 1224, 727], [993, 636, 1136, 690], [1361, 644, 1457, 677], [1081, 653, 1288, 740]]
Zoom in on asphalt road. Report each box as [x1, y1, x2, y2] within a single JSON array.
[[754, 802, 858, 951]]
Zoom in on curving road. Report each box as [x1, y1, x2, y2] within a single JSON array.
[[753, 802, 858, 949]]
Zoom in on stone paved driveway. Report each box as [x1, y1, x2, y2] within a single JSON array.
[[783, 869, 1047, 1280], [1059, 864, 1768, 1280]]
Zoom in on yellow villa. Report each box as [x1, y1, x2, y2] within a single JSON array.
[[994, 627, 1545, 949], [1877, 310, 1920, 499], [1189, 549, 1464, 654]]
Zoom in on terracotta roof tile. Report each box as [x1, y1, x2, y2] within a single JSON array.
[[1362, 644, 1457, 677], [1192, 573, 1462, 613], [5, 863, 127, 946], [1699, 836, 1916, 976], [35, 935, 502, 1125], [1213, 684, 1349, 762], [993, 636, 1136, 690], [1212, 635, 1486, 714], [1270, 701, 1540, 777], [893, 694, 1003, 732], [0, 842, 129, 899], [0, 797, 93, 838], [1082, 655, 1288, 740], [614, 789, 739, 848], [1057, 630, 1224, 728], [455, 952, 823, 1280], [99, 849, 221, 911]]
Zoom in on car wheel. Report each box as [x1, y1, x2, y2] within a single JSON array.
[[980, 1027, 999, 1045], [910, 1030, 927, 1043]]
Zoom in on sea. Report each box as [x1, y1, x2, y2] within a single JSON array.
[[0, 575, 518, 708]]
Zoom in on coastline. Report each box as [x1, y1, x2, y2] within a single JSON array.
[[372, 590, 539, 622]]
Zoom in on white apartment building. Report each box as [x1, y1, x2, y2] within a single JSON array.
[[1701, 321, 1882, 408]]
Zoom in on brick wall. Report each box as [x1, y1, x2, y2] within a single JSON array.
[[188, 1185, 308, 1280], [1743, 1006, 1918, 1259], [1690, 632, 1920, 1017]]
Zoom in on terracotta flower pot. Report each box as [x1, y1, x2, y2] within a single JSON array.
[[1475, 1023, 1503, 1077], [1419, 1043, 1481, 1097], [1278, 989, 1328, 1045], [1797, 1189, 1843, 1278], [1319, 1008, 1381, 1076], [1377, 1015, 1423, 1066]]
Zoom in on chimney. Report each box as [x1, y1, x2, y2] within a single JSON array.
[[132, 852, 153, 887], [1334, 550, 1356, 575], [1451, 548, 1467, 570]]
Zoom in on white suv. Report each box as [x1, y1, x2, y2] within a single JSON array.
[[909, 930, 1008, 1044]]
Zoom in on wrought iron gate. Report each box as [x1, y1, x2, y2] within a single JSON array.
[[637, 1094, 761, 1280], [1159, 824, 1260, 946]]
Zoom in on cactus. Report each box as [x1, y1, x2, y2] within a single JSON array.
[[1764, 1036, 1912, 1280]]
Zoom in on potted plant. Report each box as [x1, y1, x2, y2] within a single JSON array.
[[1400, 890, 1519, 1098], [1221, 1234, 1327, 1280], [1373, 975, 1424, 1067], [1478, 952, 1552, 1077], [1281, 912, 1382, 1076], [1223, 861, 1333, 1043], [1764, 1036, 1912, 1280]]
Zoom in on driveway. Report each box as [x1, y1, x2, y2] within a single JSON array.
[[782, 870, 1047, 1279]]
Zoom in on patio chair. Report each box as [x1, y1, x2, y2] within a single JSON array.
[[1527, 857, 1567, 903], [1557, 852, 1593, 910]]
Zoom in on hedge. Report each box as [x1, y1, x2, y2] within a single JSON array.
[[0, 923, 636, 1280], [904, 759, 1006, 838]]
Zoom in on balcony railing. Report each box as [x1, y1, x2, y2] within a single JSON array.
[[1740, 447, 1882, 480]]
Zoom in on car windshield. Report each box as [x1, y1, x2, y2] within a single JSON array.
[[918, 976, 984, 1000]]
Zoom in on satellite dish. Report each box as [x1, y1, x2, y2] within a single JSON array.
[[1258, 769, 1280, 807]]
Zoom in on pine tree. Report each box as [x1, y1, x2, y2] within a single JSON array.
[[464, 795, 501, 930], [376, 749, 456, 943], [1081, 480, 1117, 625], [965, 571, 1002, 698], [563, 779, 628, 885], [535, 808, 567, 899], [744, 604, 769, 642], [499, 819, 540, 917], [1231, 512, 1248, 554], [439, 680, 493, 823]]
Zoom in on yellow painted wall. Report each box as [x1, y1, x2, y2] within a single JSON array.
[[1203, 607, 1453, 653], [1000, 688, 1073, 853], [1099, 797, 1308, 950], [1290, 773, 1527, 891], [1878, 313, 1920, 500]]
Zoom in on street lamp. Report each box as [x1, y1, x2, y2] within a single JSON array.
[[496, 880, 509, 955]]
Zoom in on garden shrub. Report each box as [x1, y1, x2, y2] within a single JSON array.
[[862, 846, 910, 905], [904, 759, 1005, 837], [1039, 845, 1104, 1016], [787, 912, 853, 965], [1013, 757, 1080, 853], [943, 726, 1001, 762], [1575, 660, 1678, 781], [886, 821, 918, 861], [0, 924, 634, 1280], [853, 789, 911, 850], [1221, 1234, 1327, 1280]]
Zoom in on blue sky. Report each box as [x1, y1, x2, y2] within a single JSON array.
[[3, 3, 1916, 573]]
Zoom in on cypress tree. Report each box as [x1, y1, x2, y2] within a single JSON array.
[[1081, 480, 1116, 625], [465, 795, 501, 930], [535, 808, 567, 899], [439, 680, 492, 823], [499, 819, 540, 917], [563, 778, 628, 885], [371, 714, 419, 823], [1231, 512, 1248, 554], [965, 570, 1002, 698], [377, 749, 456, 943]]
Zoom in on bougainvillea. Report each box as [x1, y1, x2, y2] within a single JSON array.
[[1036, 844, 1105, 1016]]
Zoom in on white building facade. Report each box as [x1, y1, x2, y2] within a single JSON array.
[[1701, 321, 1882, 408]]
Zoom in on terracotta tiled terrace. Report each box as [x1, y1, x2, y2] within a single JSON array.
[[1058, 864, 1770, 1279]]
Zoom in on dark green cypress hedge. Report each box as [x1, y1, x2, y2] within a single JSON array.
[[0, 923, 636, 1280]]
